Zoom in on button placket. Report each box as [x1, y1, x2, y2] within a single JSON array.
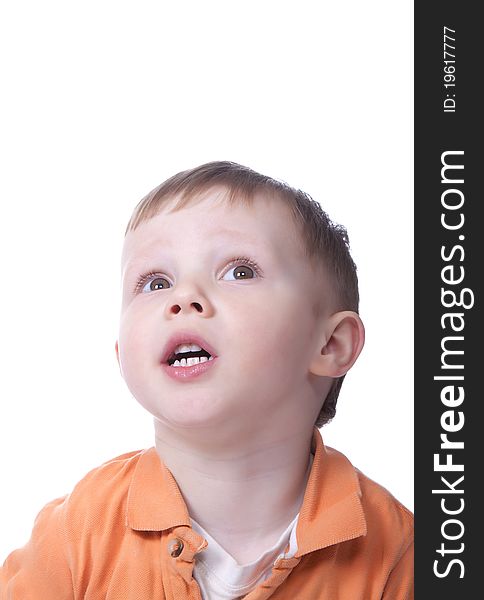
[[164, 529, 205, 566], [163, 529, 208, 593]]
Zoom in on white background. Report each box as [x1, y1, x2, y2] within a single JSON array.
[[0, 1, 413, 563]]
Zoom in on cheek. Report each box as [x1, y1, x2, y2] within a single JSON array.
[[118, 309, 155, 373], [232, 292, 310, 370]]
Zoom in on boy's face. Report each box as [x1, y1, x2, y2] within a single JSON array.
[[117, 189, 329, 436]]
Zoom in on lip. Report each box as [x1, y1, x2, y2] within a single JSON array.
[[160, 331, 218, 365], [162, 356, 218, 381]]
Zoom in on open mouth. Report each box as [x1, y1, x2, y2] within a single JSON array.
[[166, 344, 214, 367]]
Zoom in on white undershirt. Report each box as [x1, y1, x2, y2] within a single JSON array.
[[191, 453, 313, 600], [191, 512, 299, 600]]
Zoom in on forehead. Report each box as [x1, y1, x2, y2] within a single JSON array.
[[121, 190, 306, 269]]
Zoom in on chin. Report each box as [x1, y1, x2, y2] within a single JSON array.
[[148, 396, 230, 431]]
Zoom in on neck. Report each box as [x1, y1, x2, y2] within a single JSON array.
[[154, 421, 315, 563]]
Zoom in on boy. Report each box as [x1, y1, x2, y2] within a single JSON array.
[[0, 161, 413, 599]]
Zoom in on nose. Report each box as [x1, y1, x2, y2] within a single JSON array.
[[164, 281, 215, 318]]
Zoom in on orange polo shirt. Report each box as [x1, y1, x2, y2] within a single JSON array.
[[0, 427, 413, 599]]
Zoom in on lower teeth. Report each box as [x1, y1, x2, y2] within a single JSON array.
[[171, 356, 213, 367]]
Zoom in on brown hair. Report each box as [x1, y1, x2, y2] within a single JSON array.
[[125, 161, 359, 427]]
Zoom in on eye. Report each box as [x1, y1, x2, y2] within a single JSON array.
[[222, 257, 261, 281], [135, 272, 171, 294]]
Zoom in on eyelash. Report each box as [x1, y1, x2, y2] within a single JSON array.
[[133, 256, 262, 294]]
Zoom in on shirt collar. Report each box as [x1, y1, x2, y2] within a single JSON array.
[[126, 447, 191, 531], [126, 427, 367, 554], [295, 427, 367, 556]]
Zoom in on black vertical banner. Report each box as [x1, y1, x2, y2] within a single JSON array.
[[415, 2, 482, 597]]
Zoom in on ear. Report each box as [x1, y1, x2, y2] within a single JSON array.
[[309, 311, 365, 378]]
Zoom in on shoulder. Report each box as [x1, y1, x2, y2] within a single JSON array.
[[352, 469, 414, 595], [322, 445, 414, 592], [356, 468, 413, 526], [355, 467, 413, 550], [73, 449, 146, 493], [322, 441, 413, 551], [74, 449, 146, 484], [63, 449, 148, 531], [321, 441, 413, 536], [0, 450, 149, 594]]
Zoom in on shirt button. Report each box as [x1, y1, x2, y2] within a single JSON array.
[[168, 538, 184, 558]]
